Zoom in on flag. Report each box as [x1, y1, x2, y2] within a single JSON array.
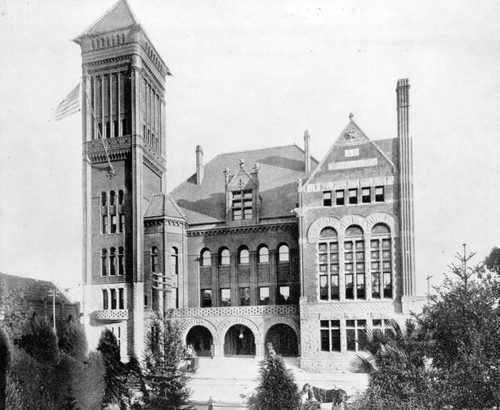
[[54, 83, 81, 121]]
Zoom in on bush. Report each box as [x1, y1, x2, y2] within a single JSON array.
[[248, 343, 301, 410], [71, 352, 106, 410], [18, 315, 59, 364]]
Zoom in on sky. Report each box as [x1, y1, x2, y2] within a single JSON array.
[[1, 0, 499, 301]]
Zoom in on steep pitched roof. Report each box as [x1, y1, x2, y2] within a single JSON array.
[[304, 119, 395, 186], [144, 193, 187, 221], [170, 144, 317, 225], [0, 272, 74, 304], [76, 0, 139, 38]]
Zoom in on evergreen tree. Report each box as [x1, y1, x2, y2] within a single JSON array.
[[0, 277, 33, 343], [18, 315, 59, 364], [58, 319, 88, 362], [248, 343, 301, 410], [97, 329, 125, 407], [143, 311, 191, 410], [0, 327, 10, 410]]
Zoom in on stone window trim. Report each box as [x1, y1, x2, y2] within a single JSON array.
[[151, 246, 159, 273], [257, 245, 269, 264], [171, 247, 179, 275], [277, 243, 290, 263], [231, 188, 253, 221], [238, 246, 250, 265], [200, 248, 211, 267], [99, 189, 126, 235], [101, 286, 126, 310], [219, 248, 230, 266]]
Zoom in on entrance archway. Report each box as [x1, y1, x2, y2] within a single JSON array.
[[265, 324, 298, 357], [186, 325, 213, 357], [224, 325, 256, 356]]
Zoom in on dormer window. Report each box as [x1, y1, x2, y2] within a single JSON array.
[[232, 189, 253, 220]]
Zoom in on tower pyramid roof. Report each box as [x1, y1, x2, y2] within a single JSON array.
[[76, 0, 139, 39]]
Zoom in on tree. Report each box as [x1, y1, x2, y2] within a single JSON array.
[[18, 315, 59, 364], [143, 311, 191, 410], [248, 343, 301, 410], [485, 247, 500, 276], [58, 319, 88, 362], [419, 248, 500, 409], [97, 329, 125, 407], [0, 327, 10, 410], [70, 352, 106, 410], [0, 276, 33, 343]]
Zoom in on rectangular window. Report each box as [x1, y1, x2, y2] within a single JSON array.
[[375, 186, 385, 202], [118, 288, 124, 309], [119, 214, 125, 233], [371, 238, 392, 299], [348, 188, 358, 204], [346, 320, 367, 352], [320, 320, 341, 352], [110, 289, 117, 310], [102, 215, 108, 234], [114, 120, 119, 137], [323, 191, 332, 206], [105, 121, 111, 139], [239, 287, 250, 306], [278, 286, 290, 305], [361, 187, 371, 203], [110, 215, 117, 234], [345, 240, 366, 300], [201, 289, 212, 307], [318, 241, 339, 301], [259, 287, 269, 305], [221, 288, 231, 306], [335, 190, 345, 206], [373, 319, 393, 337], [232, 189, 253, 220], [102, 290, 108, 310]]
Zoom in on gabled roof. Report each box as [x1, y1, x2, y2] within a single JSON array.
[[144, 193, 187, 221], [304, 119, 395, 186], [170, 144, 317, 225], [0, 272, 74, 304], [76, 0, 139, 39]]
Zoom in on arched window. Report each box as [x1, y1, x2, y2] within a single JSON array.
[[118, 190, 124, 205], [258, 245, 269, 263], [102, 289, 109, 309], [118, 247, 125, 275], [110, 190, 116, 206], [239, 247, 249, 264], [344, 225, 365, 300], [220, 248, 230, 265], [318, 227, 339, 301], [151, 247, 158, 273], [101, 192, 107, 206], [101, 249, 108, 276], [371, 223, 392, 299], [278, 244, 289, 262], [200, 249, 211, 267], [171, 247, 178, 275], [109, 247, 116, 276]]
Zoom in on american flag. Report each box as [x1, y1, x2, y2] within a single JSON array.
[[54, 83, 81, 121]]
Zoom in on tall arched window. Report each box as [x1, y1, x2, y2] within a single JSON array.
[[151, 247, 158, 273], [371, 223, 392, 299], [200, 249, 211, 267], [278, 244, 289, 262], [344, 225, 365, 300], [318, 227, 339, 301], [118, 190, 124, 205], [257, 245, 269, 263], [238, 247, 249, 264], [109, 247, 116, 276], [118, 247, 125, 275], [110, 190, 116, 206], [220, 248, 230, 265], [101, 249, 108, 276], [101, 192, 107, 206], [171, 247, 178, 275], [102, 289, 109, 309]]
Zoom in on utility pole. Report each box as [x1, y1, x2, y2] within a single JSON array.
[[48, 288, 59, 333], [426, 275, 433, 296]]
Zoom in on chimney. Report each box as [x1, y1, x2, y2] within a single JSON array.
[[396, 78, 410, 140], [304, 130, 311, 173], [196, 145, 204, 185]]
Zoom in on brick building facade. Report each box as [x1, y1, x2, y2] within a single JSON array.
[[77, 0, 423, 370]]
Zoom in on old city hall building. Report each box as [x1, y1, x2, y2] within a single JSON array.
[[76, 0, 423, 371]]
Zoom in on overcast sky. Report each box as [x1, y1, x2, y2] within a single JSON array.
[[1, 0, 499, 300]]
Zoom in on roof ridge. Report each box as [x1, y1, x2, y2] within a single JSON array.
[[165, 193, 187, 220], [217, 143, 298, 157]]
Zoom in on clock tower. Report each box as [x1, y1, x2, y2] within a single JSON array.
[[74, 0, 170, 358]]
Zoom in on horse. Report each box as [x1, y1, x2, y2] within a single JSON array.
[[301, 383, 348, 410]]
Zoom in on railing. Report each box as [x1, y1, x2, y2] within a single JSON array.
[[188, 400, 248, 410], [92, 309, 128, 321], [172, 304, 299, 318]]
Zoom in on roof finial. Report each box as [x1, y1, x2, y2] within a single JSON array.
[[349, 112, 354, 120]]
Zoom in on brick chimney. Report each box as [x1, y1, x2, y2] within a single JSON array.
[[196, 145, 204, 185], [304, 130, 311, 173]]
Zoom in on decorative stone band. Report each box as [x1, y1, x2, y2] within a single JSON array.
[[187, 221, 297, 237], [172, 304, 299, 318], [92, 309, 129, 321]]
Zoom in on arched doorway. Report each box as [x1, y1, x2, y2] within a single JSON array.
[[224, 325, 256, 356], [186, 326, 213, 357], [265, 324, 298, 357]]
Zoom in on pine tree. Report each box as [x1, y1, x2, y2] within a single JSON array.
[[97, 329, 125, 407], [0, 327, 10, 410], [248, 343, 301, 410], [143, 311, 191, 410], [57, 319, 88, 362]]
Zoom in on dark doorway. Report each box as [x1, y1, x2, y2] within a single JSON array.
[[186, 326, 213, 357], [224, 325, 256, 356], [265, 324, 298, 357]]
